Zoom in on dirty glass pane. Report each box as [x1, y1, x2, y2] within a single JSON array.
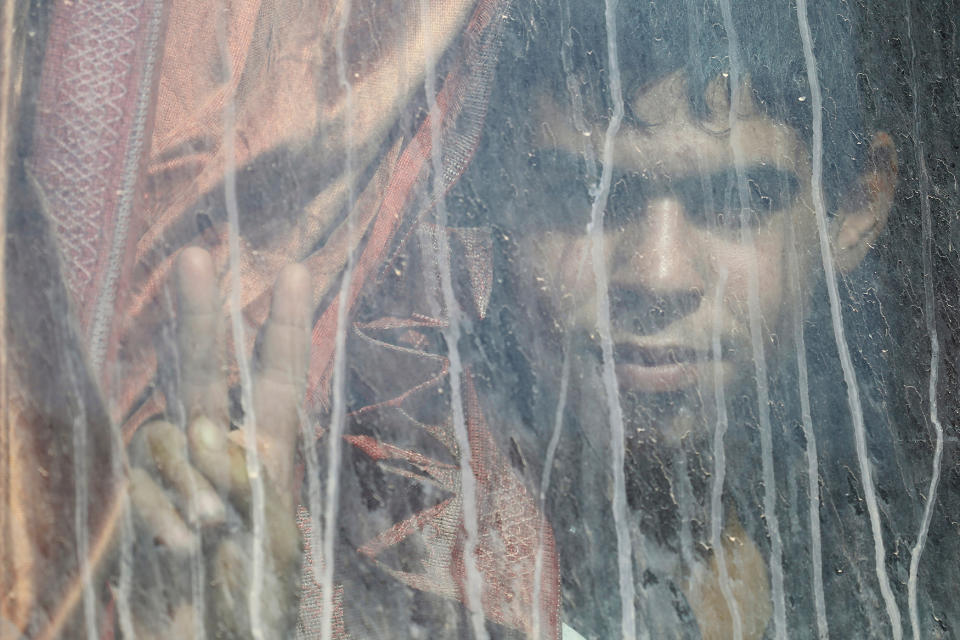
[[3, 0, 959, 638]]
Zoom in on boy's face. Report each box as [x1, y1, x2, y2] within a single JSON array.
[[511, 71, 892, 429]]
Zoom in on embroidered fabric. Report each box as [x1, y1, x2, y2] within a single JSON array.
[[4, 1, 960, 639]]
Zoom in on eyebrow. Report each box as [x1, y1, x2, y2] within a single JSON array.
[[533, 147, 803, 212], [541, 146, 799, 184], [726, 164, 801, 191]]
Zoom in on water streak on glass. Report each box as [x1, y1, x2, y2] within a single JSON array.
[[590, 2, 639, 636], [217, 7, 266, 637], [905, 3, 945, 637], [185, 506, 207, 637], [69, 376, 96, 640], [0, 0, 10, 412], [321, 1, 358, 637], [531, 340, 571, 639], [161, 286, 207, 640], [708, 267, 742, 640], [795, 0, 904, 636], [421, 2, 487, 637], [185, 427, 209, 638], [116, 506, 137, 640], [673, 451, 695, 575], [786, 191, 829, 639], [718, 3, 789, 635], [188, 515, 207, 639]]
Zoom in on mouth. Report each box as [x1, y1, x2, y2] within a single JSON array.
[[613, 344, 710, 393]]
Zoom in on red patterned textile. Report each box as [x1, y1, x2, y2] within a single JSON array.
[[11, 0, 562, 637]]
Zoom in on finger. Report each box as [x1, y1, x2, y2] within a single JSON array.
[[176, 247, 229, 424], [164, 603, 200, 639], [137, 419, 226, 526], [128, 467, 195, 553], [187, 416, 250, 502], [132, 600, 198, 640], [131, 617, 165, 640], [210, 535, 301, 638], [253, 263, 311, 489], [209, 537, 251, 638], [189, 418, 302, 565], [256, 450, 303, 568]]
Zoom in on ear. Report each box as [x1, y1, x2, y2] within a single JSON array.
[[831, 132, 898, 273]]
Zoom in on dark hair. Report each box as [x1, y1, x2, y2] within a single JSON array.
[[491, 0, 866, 205]]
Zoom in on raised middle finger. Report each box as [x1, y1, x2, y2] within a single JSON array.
[[252, 263, 312, 492]]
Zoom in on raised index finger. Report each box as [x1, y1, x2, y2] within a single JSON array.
[[252, 263, 312, 491], [176, 247, 229, 424]]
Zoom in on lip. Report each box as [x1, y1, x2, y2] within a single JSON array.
[[613, 344, 710, 393]]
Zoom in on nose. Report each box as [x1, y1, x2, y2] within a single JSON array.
[[608, 196, 704, 334]]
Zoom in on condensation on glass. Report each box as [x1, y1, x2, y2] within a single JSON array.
[[2, 1, 958, 639]]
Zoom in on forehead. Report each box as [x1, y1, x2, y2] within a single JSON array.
[[535, 71, 812, 181]]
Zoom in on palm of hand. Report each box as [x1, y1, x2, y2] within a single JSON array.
[[128, 248, 311, 639]]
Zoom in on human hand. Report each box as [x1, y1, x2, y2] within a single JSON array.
[[127, 247, 311, 638]]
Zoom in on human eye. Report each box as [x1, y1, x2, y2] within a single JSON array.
[[683, 166, 799, 230], [741, 166, 800, 216]]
